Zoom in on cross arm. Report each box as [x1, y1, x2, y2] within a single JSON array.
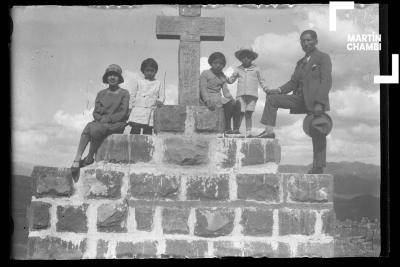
[[156, 16, 225, 41]]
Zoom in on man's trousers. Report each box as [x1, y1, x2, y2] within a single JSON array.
[[260, 94, 326, 168]]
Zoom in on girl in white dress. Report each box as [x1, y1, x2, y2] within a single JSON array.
[[128, 58, 165, 135]]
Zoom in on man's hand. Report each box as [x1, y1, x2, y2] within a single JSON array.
[[265, 89, 281, 95], [313, 103, 324, 116], [206, 100, 216, 111], [156, 100, 163, 107]]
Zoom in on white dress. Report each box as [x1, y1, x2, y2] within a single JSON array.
[[128, 79, 165, 127]]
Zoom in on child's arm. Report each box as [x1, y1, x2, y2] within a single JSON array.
[[93, 92, 104, 122], [200, 72, 215, 110], [226, 68, 239, 84], [256, 69, 269, 92]]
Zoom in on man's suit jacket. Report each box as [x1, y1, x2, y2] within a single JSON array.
[[280, 48, 332, 114]]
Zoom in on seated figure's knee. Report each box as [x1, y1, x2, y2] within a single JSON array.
[[88, 122, 107, 140]]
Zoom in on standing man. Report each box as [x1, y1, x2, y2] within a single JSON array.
[[257, 30, 332, 174]]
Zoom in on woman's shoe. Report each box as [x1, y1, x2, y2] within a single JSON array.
[[71, 160, 81, 183], [79, 156, 95, 168]]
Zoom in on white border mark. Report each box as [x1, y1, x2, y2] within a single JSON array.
[[374, 54, 399, 84]]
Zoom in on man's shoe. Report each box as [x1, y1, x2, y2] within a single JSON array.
[[307, 167, 324, 174], [256, 131, 275, 139]]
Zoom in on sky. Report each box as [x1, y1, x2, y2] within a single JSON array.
[[11, 4, 381, 167]]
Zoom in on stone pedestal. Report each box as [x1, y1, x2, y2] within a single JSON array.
[[27, 131, 336, 258]]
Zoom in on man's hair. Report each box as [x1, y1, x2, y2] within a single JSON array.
[[300, 30, 318, 40], [140, 58, 158, 73], [208, 52, 226, 67]]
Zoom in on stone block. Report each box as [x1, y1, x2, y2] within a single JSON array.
[[194, 106, 224, 133], [129, 134, 154, 163], [162, 207, 190, 234], [240, 139, 281, 166], [130, 173, 179, 200], [286, 174, 333, 203], [97, 203, 128, 232], [217, 138, 237, 168], [164, 137, 209, 166], [195, 208, 235, 237], [28, 201, 51, 230], [56, 204, 88, 233], [243, 241, 274, 257], [279, 208, 316, 235], [164, 240, 208, 258], [96, 239, 109, 259], [243, 241, 291, 257], [154, 105, 186, 133], [31, 166, 73, 198], [135, 206, 154, 232], [213, 241, 243, 257], [186, 174, 229, 201], [241, 139, 264, 166], [116, 242, 157, 258], [237, 173, 280, 202], [95, 134, 129, 163], [27, 236, 86, 260], [241, 208, 274, 236], [321, 209, 336, 236], [297, 241, 334, 257], [265, 139, 281, 163], [83, 169, 124, 199]]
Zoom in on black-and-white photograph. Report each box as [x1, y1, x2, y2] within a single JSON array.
[[10, 4, 385, 259]]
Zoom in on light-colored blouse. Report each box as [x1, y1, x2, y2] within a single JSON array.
[[128, 79, 165, 126]]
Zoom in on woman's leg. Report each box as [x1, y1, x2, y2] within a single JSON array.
[[130, 122, 141, 134], [142, 125, 153, 135], [85, 122, 108, 162], [72, 123, 92, 167]]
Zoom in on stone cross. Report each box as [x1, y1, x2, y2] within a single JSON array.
[[156, 5, 225, 105]]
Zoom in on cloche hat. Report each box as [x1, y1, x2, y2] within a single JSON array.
[[102, 64, 124, 84]]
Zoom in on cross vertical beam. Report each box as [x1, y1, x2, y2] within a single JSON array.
[[156, 5, 225, 105]]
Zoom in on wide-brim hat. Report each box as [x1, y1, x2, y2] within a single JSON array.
[[303, 113, 333, 137], [102, 64, 124, 84], [234, 47, 258, 61]]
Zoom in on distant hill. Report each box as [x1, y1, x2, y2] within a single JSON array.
[[12, 162, 34, 177], [334, 195, 380, 221], [279, 161, 381, 197]]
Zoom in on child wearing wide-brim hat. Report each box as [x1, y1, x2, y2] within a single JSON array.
[[225, 47, 268, 137]]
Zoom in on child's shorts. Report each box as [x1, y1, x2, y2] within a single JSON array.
[[237, 95, 258, 112]]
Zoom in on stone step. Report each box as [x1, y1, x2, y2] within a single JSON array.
[[28, 166, 335, 258], [95, 134, 281, 169]]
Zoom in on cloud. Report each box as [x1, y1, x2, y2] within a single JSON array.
[[330, 86, 380, 126], [53, 108, 93, 133]]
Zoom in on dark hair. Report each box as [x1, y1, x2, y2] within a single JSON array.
[[300, 30, 318, 40], [140, 58, 158, 73], [208, 52, 226, 67]]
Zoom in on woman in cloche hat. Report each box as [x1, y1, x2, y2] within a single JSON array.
[[70, 64, 130, 182]]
